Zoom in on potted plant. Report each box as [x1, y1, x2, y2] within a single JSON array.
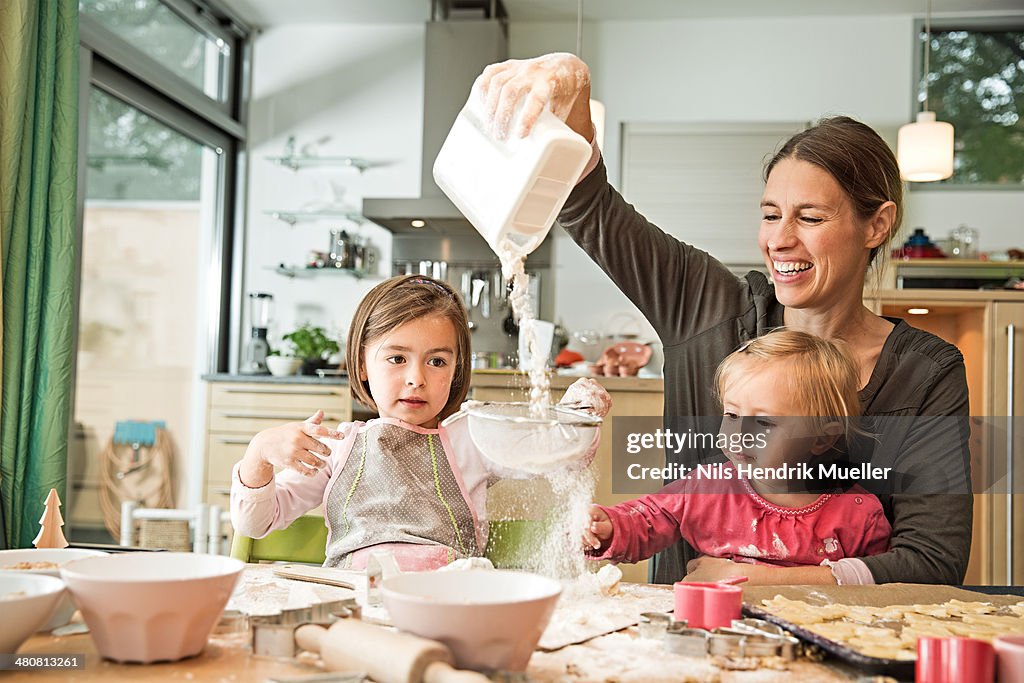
[[280, 323, 340, 375]]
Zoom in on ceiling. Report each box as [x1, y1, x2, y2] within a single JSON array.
[[220, 0, 1024, 28]]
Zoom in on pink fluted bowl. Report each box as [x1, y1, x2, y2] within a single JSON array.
[[382, 569, 561, 672], [60, 552, 243, 663]]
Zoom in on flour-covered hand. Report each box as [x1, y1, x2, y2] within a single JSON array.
[[477, 52, 592, 140]]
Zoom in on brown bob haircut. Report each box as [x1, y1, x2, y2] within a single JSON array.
[[346, 274, 472, 421], [764, 115, 904, 268]]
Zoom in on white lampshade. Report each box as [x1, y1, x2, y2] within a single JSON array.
[[897, 111, 954, 182], [590, 98, 605, 151]]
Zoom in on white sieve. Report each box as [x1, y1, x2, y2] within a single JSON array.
[[447, 401, 602, 474]]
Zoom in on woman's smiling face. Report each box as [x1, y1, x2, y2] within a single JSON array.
[[758, 158, 889, 311]]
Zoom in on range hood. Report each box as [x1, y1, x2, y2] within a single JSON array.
[[362, 2, 508, 235]]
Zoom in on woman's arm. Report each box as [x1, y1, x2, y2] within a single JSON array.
[[684, 556, 837, 585]]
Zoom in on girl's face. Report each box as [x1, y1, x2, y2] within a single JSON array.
[[360, 314, 457, 428], [758, 158, 891, 311], [718, 359, 834, 473]]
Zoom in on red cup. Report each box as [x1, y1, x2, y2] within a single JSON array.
[[673, 581, 742, 630], [916, 637, 994, 683], [994, 635, 1024, 683]]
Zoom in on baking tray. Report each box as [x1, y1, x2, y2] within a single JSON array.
[[742, 584, 1024, 679], [741, 603, 913, 678]]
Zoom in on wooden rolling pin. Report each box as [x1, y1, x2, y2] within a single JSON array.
[[295, 621, 490, 683]]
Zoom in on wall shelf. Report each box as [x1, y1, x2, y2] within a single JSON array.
[[267, 264, 375, 280], [264, 209, 366, 226], [264, 155, 371, 173]]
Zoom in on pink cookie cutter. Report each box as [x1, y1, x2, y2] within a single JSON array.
[[916, 637, 994, 683], [673, 577, 746, 630]]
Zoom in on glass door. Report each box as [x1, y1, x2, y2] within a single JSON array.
[[68, 83, 227, 542]]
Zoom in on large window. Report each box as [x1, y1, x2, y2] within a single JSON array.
[[71, 0, 250, 541], [918, 24, 1024, 186]]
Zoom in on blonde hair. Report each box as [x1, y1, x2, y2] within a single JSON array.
[[715, 329, 861, 437], [346, 275, 472, 421]]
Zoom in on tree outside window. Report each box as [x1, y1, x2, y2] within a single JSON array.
[[924, 27, 1024, 185]]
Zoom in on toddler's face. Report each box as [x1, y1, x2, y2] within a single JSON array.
[[360, 315, 457, 428], [718, 360, 832, 473]]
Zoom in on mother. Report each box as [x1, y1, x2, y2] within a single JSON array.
[[480, 53, 971, 586]]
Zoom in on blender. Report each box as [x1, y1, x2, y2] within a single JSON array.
[[243, 292, 273, 374]]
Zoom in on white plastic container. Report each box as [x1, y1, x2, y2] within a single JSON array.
[[433, 87, 593, 257]]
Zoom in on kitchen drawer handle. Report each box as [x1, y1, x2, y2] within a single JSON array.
[[220, 412, 342, 421], [217, 437, 252, 445], [1008, 323, 1016, 583], [211, 487, 231, 495], [223, 388, 339, 396]]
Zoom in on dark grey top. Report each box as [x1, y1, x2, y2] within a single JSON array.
[[559, 158, 972, 585]]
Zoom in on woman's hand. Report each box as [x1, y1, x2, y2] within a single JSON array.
[[238, 410, 346, 487], [560, 377, 612, 418], [583, 505, 613, 551], [477, 52, 593, 140]]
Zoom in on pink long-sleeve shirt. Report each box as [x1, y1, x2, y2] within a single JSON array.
[[591, 464, 891, 572]]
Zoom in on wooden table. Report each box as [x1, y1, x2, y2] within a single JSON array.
[[8, 568, 856, 682]]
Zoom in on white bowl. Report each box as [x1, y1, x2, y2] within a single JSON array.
[[60, 552, 244, 663], [0, 573, 66, 653], [266, 356, 303, 376], [382, 569, 561, 671], [0, 548, 108, 630]]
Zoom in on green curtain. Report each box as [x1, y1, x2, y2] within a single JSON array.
[[0, 0, 79, 549]]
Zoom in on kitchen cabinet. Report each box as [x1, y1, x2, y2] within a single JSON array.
[[201, 378, 351, 511], [470, 372, 665, 583], [863, 289, 1024, 584]]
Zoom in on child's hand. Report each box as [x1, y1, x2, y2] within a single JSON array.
[[560, 378, 612, 418], [240, 410, 346, 486], [583, 505, 613, 551]]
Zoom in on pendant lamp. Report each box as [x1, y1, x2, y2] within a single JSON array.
[[898, 0, 954, 182], [576, 0, 605, 150]]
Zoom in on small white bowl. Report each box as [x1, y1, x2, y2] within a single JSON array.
[[266, 356, 303, 376], [61, 552, 244, 663], [0, 548, 108, 630], [0, 573, 66, 653], [382, 569, 561, 671]]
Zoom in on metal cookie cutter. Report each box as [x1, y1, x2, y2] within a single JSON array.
[[663, 618, 799, 660], [251, 598, 361, 659], [637, 612, 688, 640]]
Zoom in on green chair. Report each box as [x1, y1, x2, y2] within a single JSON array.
[[230, 515, 328, 564], [230, 515, 547, 568]]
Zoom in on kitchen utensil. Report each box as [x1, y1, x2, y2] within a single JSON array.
[[244, 292, 273, 374], [295, 619, 490, 683], [251, 599, 359, 658], [380, 569, 561, 672], [0, 573, 65, 651], [995, 635, 1024, 683], [673, 580, 743, 630], [433, 84, 592, 258], [916, 637, 994, 683], [480, 279, 490, 318], [272, 564, 357, 589], [470, 277, 485, 308], [443, 401, 601, 474], [502, 310, 519, 336], [60, 552, 243, 663], [0, 548, 107, 630]]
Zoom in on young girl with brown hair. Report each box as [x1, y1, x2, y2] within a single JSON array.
[[232, 274, 609, 571]]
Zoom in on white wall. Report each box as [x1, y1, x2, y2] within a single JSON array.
[[242, 14, 1023, 350], [244, 23, 424, 352], [510, 16, 1024, 341]]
